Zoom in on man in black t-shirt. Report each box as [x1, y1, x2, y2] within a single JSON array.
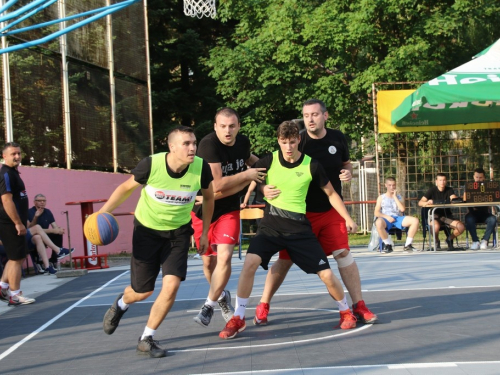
[[192, 107, 265, 328], [464, 168, 497, 250], [219, 121, 358, 339], [419, 173, 465, 249], [254, 99, 377, 326], [0, 142, 35, 306]]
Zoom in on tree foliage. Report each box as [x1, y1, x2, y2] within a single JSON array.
[[205, 0, 500, 157]]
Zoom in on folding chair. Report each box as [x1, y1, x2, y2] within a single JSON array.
[[376, 218, 408, 252], [238, 208, 264, 259], [421, 207, 458, 251]]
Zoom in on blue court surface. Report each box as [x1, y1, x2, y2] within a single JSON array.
[[1, 250, 499, 374]]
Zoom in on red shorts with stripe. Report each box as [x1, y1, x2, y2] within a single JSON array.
[[279, 207, 349, 260], [191, 210, 240, 256]]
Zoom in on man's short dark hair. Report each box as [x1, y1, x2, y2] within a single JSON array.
[[474, 167, 486, 176], [167, 126, 194, 143], [2, 142, 20, 153], [385, 177, 396, 183], [436, 173, 447, 179], [214, 107, 240, 123], [276, 121, 300, 140], [303, 99, 327, 113]]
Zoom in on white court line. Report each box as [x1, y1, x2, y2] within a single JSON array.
[[191, 361, 500, 374], [77, 283, 500, 308], [169, 324, 372, 352], [0, 270, 130, 363]]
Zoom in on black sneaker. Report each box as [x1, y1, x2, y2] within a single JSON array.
[[382, 244, 393, 253], [445, 238, 455, 250], [137, 336, 166, 358], [403, 244, 418, 252], [193, 304, 214, 327], [103, 293, 127, 335]]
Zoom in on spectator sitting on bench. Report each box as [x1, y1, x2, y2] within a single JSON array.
[[26, 225, 73, 275], [464, 168, 497, 250], [419, 173, 465, 250], [28, 194, 66, 268], [374, 177, 419, 253]]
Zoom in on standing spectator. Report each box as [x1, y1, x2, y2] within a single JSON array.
[[28, 194, 65, 267], [464, 168, 497, 250], [418, 173, 465, 250], [0, 142, 35, 306]]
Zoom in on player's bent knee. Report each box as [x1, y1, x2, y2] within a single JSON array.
[[333, 250, 355, 268]]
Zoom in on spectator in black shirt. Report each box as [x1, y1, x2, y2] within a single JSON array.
[[419, 173, 465, 249]]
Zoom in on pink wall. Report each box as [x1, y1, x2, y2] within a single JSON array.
[[20, 165, 140, 259]]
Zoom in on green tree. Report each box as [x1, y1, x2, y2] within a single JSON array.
[[207, 0, 500, 157], [148, 0, 236, 151]]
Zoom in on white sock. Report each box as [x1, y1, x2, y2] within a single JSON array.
[[217, 290, 226, 302], [0, 282, 9, 289], [335, 296, 349, 312], [383, 238, 392, 245], [205, 298, 218, 308], [405, 237, 413, 247], [234, 295, 248, 318], [141, 326, 156, 340], [10, 289, 20, 297], [118, 297, 129, 311]]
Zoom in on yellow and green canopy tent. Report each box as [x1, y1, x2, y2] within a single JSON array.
[[391, 39, 500, 128]]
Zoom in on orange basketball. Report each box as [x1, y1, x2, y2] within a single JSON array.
[[84, 212, 119, 246]]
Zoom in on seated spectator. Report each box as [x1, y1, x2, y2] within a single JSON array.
[[28, 194, 65, 267], [464, 168, 497, 250], [419, 173, 465, 250], [374, 177, 419, 253], [27, 225, 73, 275]]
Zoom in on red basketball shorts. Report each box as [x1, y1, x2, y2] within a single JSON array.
[[279, 207, 349, 260], [191, 210, 240, 256]]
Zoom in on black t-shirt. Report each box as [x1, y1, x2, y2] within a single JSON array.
[[0, 164, 29, 225], [254, 152, 329, 234], [424, 186, 455, 216], [131, 155, 213, 188], [195, 132, 251, 221], [300, 128, 350, 212]]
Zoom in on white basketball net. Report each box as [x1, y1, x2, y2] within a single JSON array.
[[184, 0, 216, 19]]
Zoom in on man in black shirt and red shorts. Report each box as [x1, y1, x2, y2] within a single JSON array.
[[0, 142, 36, 306], [192, 107, 265, 327], [219, 121, 358, 339], [254, 99, 378, 326]]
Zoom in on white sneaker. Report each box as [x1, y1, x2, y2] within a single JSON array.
[[470, 241, 479, 250], [480, 240, 488, 250]]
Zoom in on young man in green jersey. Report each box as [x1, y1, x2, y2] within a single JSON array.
[[219, 121, 358, 340]]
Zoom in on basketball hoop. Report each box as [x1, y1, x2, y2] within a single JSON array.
[[184, 0, 216, 19]]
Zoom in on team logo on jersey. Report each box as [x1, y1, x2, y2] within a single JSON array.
[[296, 172, 304, 177], [328, 146, 337, 155], [155, 191, 166, 199]]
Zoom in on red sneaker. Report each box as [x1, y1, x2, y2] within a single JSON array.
[[253, 302, 270, 325], [219, 315, 246, 339], [335, 309, 357, 329], [352, 300, 378, 323]]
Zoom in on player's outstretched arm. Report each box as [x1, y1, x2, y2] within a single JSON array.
[[100, 175, 141, 214], [209, 162, 266, 199], [199, 182, 215, 254], [321, 182, 358, 233]]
